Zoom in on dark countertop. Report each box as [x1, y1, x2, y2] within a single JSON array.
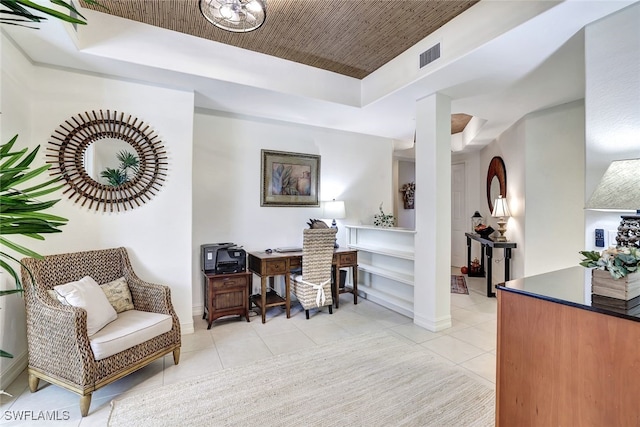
[[497, 266, 640, 323]]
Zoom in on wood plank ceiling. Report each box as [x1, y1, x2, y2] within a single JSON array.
[[83, 0, 478, 79]]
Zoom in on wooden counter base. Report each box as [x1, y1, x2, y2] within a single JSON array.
[[496, 289, 640, 426]]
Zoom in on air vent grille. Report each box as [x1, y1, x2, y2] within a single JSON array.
[[419, 43, 441, 68]]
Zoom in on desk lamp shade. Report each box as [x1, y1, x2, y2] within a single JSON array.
[[586, 158, 640, 248], [322, 200, 346, 224], [491, 195, 511, 242]]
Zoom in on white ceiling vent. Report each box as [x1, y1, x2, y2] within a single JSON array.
[[419, 43, 441, 68]]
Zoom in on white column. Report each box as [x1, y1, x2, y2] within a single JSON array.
[[413, 93, 452, 331]]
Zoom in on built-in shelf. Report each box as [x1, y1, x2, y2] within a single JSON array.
[[346, 225, 415, 318], [357, 262, 414, 285], [347, 243, 414, 260]]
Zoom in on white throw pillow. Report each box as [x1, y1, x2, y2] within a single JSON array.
[[54, 276, 118, 336]]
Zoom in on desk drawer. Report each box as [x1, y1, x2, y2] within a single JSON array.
[[211, 275, 249, 289], [265, 260, 288, 275], [337, 252, 357, 265]]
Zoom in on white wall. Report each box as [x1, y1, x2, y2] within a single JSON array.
[[192, 110, 394, 312], [478, 100, 585, 283], [585, 3, 640, 250], [524, 101, 585, 276], [1, 38, 195, 387]]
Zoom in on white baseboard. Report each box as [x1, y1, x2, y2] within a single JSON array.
[[180, 319, 194, 335], [0, 350, 27, 391], [413, 313, 452, 332], [192, 304, 204, 317]]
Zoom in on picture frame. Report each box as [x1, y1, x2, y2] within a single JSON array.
[[261, 149, 320, 207]]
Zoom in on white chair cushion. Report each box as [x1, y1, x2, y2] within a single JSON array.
[[54, 276, 118, 336], [89, 310, 172, 361]]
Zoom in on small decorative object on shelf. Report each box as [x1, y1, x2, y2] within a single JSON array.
[[579, 247, 640, 279], [400, 182, 415, 209], [580, 247, 640, 303], [373, 203, 395, 227], [460, 266, 468, 275], [471, 211, 484, 231]]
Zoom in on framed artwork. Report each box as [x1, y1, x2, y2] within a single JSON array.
[[261, 149, 320, 206]]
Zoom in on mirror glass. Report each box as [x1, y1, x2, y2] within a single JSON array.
[[490, 176, 501, 207], [84, 138, 140, 186], [486, 156, 507, 213]]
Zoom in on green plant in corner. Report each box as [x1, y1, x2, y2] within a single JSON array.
[[0, 0, 105, 28], [0, 135, 68, 357]]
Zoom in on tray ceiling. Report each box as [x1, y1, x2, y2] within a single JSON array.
[[83, 0, 479, 79]]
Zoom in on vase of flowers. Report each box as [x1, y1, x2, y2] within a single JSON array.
[[373, 203, 395, 227], [400, 182, 415, 209], [580, 247, 640, 300]]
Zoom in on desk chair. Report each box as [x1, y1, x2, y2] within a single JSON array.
[[290, 228, 337, 319]]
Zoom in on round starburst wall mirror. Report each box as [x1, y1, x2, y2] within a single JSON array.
[[47, 110, 168, 212]]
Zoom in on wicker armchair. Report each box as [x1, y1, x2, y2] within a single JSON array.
[[21, 247, 181, 417], [290, 228, 337, 319]]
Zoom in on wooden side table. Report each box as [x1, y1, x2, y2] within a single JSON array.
[[202, 271, 251, 329]]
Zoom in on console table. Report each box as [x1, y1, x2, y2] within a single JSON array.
[[247, 248, 358, 323], [465, 232, 516, 297]]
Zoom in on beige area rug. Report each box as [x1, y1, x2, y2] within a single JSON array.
[[108, 332, 495, 427]]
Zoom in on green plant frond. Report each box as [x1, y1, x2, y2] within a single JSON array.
[[0, 199, 60, 214], [0, 251, 34, 289], [13, 0, 88, 24], [0, 350, 14, 358], [2, 164, 52, 190], [0, 236, 43, 259], [0, 135, 18, 154], [0, 257, 21, 288], [0, 211, 68, 223]]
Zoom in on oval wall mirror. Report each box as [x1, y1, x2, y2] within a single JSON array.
[[486, 156, 507, 213], [47, 110, 167, 212]]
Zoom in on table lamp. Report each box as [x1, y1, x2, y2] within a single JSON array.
[[491, 195, 511, 242], [322, 199, 346, 248], [586, 158, 640, 248]]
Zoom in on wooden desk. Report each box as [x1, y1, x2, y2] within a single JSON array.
[[247, 248, 358, 323], [465, 232, 516, 297]]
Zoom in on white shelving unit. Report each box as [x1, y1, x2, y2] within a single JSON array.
[[346, 225, 416, 318]]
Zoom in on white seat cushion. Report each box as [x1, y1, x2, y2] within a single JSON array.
[[89, 310, 172, 361]]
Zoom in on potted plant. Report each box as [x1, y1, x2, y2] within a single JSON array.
[[579, 247, 640, 280], [373, 203, 395, 227], [0, 135, 68, 358], [580, 247, 640, 301]]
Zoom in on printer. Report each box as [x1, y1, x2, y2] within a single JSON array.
[[201, 243, 246, 275]]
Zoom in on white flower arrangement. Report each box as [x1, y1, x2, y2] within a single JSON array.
[[373, 203, 395, 227]]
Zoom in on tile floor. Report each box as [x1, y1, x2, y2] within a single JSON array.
[[0, 270, 496, 426]]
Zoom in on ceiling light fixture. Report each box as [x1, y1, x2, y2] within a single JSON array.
[[199, 0, 266, 33]]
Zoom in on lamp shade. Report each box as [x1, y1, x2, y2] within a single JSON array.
[[492, 195, 511, 218], [323, 199, 346, 219], [586, 159, 640, 211]]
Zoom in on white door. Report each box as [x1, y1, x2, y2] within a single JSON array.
[[451, 163, 466, 267]]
